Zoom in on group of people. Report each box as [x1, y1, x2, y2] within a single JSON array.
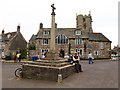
[[67, 52, 94, 73]]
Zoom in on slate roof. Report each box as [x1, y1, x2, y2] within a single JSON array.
[[2, 32, 17, 41], [36, 28, 111, 42], [30, 34, 36, 41], [111, 46, 120, 52], [88, 33, 111, 42], [36, 28, 89, 39], [9, 32, 27, 50], [2, 31, 27, 50]]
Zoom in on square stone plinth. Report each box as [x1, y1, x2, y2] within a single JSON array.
[[22, 64, 75, 82]]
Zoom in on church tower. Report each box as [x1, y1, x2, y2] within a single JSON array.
[[76, 12, 93, 33]]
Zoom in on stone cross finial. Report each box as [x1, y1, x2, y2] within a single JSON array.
[[51, 4, 56, 15], [89, 11, 91, 14]]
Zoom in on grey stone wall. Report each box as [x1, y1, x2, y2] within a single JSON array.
[[22, 64, 75, 81]]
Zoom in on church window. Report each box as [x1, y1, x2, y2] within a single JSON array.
[[75, 38, 82, 45], [43, 39, 48, 45], [56, 34, 68, 44]]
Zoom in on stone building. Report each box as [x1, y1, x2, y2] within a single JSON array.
[[111, 45, 120, 56], [0, 34, 2, 59], [30, 13, 111, 59], [1, 24, 27, 59]]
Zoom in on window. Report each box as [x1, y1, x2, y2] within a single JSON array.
[[56, 34, 68, 44], [94, 51, 100, 56], [99, 43, 104, 49], [76, 49, 82, 56], [2, 42, 5, 47], [42, 49, 48, 54], [83, 18, 85, 22], [75, 39, 82, 45], [43, 39, 48, 44], [43, 31, 49, 35], [7, 34, 11, 38], [75, 30, 81, 35]]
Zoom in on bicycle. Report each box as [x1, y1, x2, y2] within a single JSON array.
[[15, 63, 25, 78], [15, 67, 22, 78]]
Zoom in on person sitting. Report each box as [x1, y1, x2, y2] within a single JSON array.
[[73, 52, 83, 73]]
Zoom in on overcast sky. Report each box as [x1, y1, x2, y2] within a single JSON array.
[[0, 0, 119, 48]]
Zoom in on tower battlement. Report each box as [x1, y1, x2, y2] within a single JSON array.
[[76, 13, 93, 33]]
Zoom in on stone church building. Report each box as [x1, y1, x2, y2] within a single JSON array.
[[1, 24, 27, 59], [29, 13, 111, 59]]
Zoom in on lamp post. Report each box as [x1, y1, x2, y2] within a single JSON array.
[[69, 43, 71, 54]]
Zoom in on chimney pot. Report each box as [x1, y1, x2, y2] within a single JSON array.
[[40, 23, 43, 29], [55, 23, 57, 28]]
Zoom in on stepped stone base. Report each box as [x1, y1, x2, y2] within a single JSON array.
[[22, 64, 75, 81], [22, 52, 76, 82]]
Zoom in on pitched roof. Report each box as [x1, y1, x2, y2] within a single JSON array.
[[88, 33, 111, 42], [35, 28, 111, 42], [30, 34, 36, 41], [2, 32, 17, 41], [36, 28, 89, 39], [9, 32, 27, 50]]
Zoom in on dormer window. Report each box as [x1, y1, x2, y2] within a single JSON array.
[[43, 31, 49, 35], [75, 30, 81, 35], [7, 34, 11, 38]]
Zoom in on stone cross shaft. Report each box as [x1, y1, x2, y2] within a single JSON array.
[[50, 4, 56, 51]]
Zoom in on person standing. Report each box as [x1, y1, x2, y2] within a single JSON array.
[[88, 52, 94, 64], [60, 48, 65, 58], [19, 53, 21, 62], [16, 53, 20, 62], [73, 52, 83, 73]]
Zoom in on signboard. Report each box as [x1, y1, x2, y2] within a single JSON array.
[[89, 46, 92, 48], [70, 49, 74, 54]]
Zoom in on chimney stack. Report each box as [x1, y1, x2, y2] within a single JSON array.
[[17, 23, 20, 32], [2, 28, 4, 35], [55, 23, 57, 28], [40, 22, 43, 29]]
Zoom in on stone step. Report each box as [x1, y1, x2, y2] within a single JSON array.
[[35, 59, 68, 63], [28, 62, 70, 67]]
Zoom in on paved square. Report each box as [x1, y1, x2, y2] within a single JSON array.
[[2, 60, 118, 88]]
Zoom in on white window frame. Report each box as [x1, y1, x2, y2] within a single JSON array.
[[56, 34, 68, 44], [76, 49, 82, 56], [43, 31, 49, 35], [41, 49, 48, 55], [2, 42, 5, 47], [75, 38, 82, 45], [93, 51, 100, 56], [43, 39, 48, 45], [7, 34, 11, 38], [99, 43, 104, 49], [75, 30, 81, 35]]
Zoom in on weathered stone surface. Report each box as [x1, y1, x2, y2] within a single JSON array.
[[22, 64, 75, 81]]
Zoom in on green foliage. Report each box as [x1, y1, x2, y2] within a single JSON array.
[[28, 45, 36, 50], [21, 50, 27, 57]]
